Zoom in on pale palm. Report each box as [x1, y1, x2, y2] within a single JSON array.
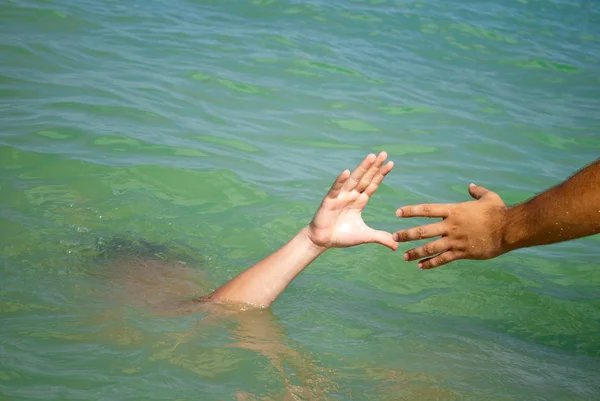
[[307, 152, 398, 250]]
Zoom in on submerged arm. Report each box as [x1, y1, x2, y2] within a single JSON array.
[[204, 228, 324, 307], [206, 152, 397, 307]]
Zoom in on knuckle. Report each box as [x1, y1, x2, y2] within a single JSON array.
[[423, 242, 434, 255], [447, 251, 461, 263], [422, 205, 432, 215], [416, 226, 426, 239], [451, 241, 465, 251]]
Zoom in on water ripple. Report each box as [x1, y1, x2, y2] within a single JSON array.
[[1, 0, 599, 399]]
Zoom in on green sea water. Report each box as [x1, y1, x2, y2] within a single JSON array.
[[1, 0, 599, 399]]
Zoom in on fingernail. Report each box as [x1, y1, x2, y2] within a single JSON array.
[[404, 253, 409, 261], [396, 209, 403, 217], [417, 262, 423, 269], [469, 183, 476, 188]]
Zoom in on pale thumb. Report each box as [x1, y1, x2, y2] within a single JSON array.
[[468, 183, 492, 200], [369, 230, 398, 251]]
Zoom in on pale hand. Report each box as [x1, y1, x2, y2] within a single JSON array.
[[306, 152, 398, 251], [393, 184, 508, 269]]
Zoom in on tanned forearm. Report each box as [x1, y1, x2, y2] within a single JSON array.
[[503, 159, 600, 252], [205, 227, 325, 308]]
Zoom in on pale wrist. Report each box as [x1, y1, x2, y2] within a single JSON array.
[[299, 226, 328, 256]]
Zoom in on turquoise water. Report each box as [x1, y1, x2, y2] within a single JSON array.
[[1, 0, 600, 399]]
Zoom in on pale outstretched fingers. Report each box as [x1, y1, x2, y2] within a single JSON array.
[[393, 222, 446, 242], [326, 169, 351, 199], [404, 238, 450, 261], [342, 153, 377, 192], [355, 151, 387, 193], [396, 204, 450, 218], [363, 160, 394, 197], [417, 251, 461, 269]]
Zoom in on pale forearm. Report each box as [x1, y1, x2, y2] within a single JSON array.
[[503, 159, 600, 252], [202, 152, 393, 304], [206, 227, 326, 308]]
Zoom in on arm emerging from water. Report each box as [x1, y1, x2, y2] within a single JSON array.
[[393, 158, 600, 269], [204, 152, 397, 308]]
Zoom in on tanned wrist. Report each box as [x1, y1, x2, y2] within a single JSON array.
[[501, 201, 534, 254]]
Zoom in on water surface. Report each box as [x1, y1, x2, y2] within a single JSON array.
[[1, 0, 599, 399]]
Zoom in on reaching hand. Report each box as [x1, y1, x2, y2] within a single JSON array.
[[393, 184, 508, 269], [306, 152, 398, 251]]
